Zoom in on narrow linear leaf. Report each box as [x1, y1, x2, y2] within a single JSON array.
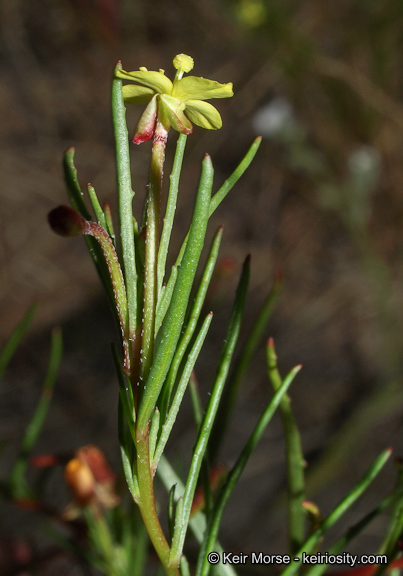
[[137, 155, 213, 432], [87, 184, 108, 230], [159, 226, 223, 422], [211, 272, 283, 461], [10, 328, 62, 497], [112, 344, 136, 443], [112, 63, 138, 342], [157, 455, 238, 576], [169, 257, 250, 567], [63, 148, 116, 317], [153, 313, 213, 469], [267, 339, 306, 553], [281, 448, 392, 576], [209, 137, 261, 216], [160, 137, 261, 315], [304, 484, 403, 576], [118, 394, 139, 501], [197, 364, 301, 576], [155, 265, 178, 335]]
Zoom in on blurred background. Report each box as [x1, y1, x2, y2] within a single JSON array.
[[1, 0, 403, 573]]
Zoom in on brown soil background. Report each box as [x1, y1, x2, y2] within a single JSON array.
[[1, 1, 403, 574]]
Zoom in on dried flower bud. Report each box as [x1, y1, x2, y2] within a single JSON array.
[[64, 458, 95, 507]]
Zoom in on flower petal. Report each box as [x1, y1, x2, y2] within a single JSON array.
[[122, 84, 155, 105], [185, 100, 223, 130], [133, 95, 157, 144], [122, 84, 155, 104], [116, 69, 173, 94], [172, 76, 233, 102], [159, 94, 193, 135]]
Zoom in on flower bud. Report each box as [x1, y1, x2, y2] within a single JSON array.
[[48, 205, 87, 237], [64, 458, 95, 507]]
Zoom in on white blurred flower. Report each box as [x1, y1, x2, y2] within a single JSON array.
[[252, 97, 296, 138], [348, 146, 381, 178]]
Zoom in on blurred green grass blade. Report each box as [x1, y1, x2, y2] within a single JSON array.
[[282, 448, 392, 576], [157, 133, 187, 298], [153, 313, 213, 469], [196, 364, 300, 576], [159, 226, 223, 422], [211, 272, 283, 461], [88, 184, 108, 230], [374, 463, 403, 576], [10, 327, 62, 497], [157, 455, 238, 576], [0, 304, 37, 381], [169, 257, 250, 567], [304, 484, 403, 576], [137, 154, 213, 433], [267, 339, 306, 553], [209, 137, 261, 216]]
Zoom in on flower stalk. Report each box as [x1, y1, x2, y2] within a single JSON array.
[[141, 119, 168, 385]]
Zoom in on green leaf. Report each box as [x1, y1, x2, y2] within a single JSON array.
[[282, 448, 392, 576], [0, 304, 37, 381], [10, 328, 62, 498], [169, 257, 250, 567], [137, 154, 213, 433], [210, 273, 283, 461], [157, 455, 238, 576], [112, 63, 138, 344], [158, 226, 223, 423], [267, 339, 306, 553], [196, 364, 301, 576], [153, 313, 213, 470], [87, 184, 108, 231]]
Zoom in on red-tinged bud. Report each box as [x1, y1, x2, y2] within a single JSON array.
[[48, 205, 88, 237], [76, 445, 116, 485], [133, 94, 157, 144], [64, 445, 120, 514]]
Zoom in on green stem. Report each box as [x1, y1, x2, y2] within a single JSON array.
[[136, 427, 180, 576], [141, 120, 168, 385]]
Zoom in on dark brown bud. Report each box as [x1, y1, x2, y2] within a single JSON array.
[[48, 205, 87, 237]]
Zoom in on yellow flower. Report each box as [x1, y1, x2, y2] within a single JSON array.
[[115, 54, 233, 143]]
